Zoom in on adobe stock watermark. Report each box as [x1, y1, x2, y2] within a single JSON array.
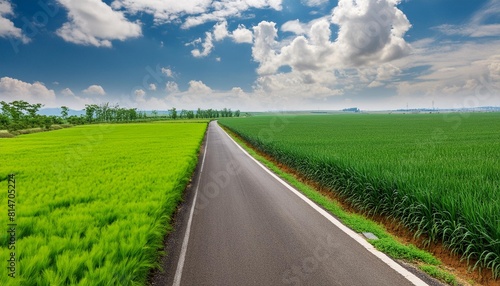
[[408, 74, 498, 162], [282, 234, 340, 286], [195, 160, 243, 214], [10, 1, 60, 54], [443, 75, 499, 130], [257, 114, 294, 144], [350, 4, 394, 53]]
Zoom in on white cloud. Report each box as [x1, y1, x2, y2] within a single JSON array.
[[331, 0, 412, 66], [213, 20, 229, 41], [489, 56, 500, 81], [182, 0, 283, 29], [281, 19, 307, 35], [191, 21, 253, 57], [188, 80, 212, 94], [134, 89, 146, 97], [191, 32, 214, 57], [166, 81, 179, 93], [0, 0, 29, 43], [251, 0, 411, 76], [387, 40, 500, 108], [232, 24, 253, 43], [111, 0, 212, 25], [57, 0, 142, 47], [301, 0, 328, 7], [0, 77, 56, 103], [112, 0, 282, 29], [149, 83, 157, 91], [252, 21, 280, 74], [134, 89, 146, 102], [435, 0, 500, 38], [60, 88, 75, 96], [161, 67, 175, 78], [83, 85, 106, 96]]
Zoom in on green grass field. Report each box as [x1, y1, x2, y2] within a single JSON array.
[[0, 122, 207, 285], [219, 113, 500, 278]]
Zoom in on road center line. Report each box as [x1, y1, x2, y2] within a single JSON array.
[[217, 123, 428, 286], [172, 126, 209, 286]]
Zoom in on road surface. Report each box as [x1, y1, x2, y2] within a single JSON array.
[[162, 121, 431, 286]]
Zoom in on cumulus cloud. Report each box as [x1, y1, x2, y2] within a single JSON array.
[[192, 21, 253, 57], [251, 0, 412, 80], [252, 21, 280, 74], [111, 0, 282, 29], [0, 0, 29, 43], [60, 88, 75, 96], [111, 0, 212, 25], [213, 20, 229, 41], [331, 0, 412, 65], [83, 85, 106, 96], [134, 89, 146, 102], [149, 83, 157, 91], [166, 81, 179, 93], [161, 67, 175, 78], [134, 89, 146, 97], [0, 77, 56, 102], [191, 32, 214, 57], [188, 80, 212, 94], [57, 0, 142, 47], [182, 0, 283, 29], [232, 24, 253, 43], [281, 19, 307, 35]]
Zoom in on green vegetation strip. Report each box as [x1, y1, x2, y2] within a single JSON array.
[[1, 122, 207, 285], [220, 113, 500, 281]]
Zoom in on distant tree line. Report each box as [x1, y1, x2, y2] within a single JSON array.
[[167, 107, 240, 120], [0, 100, 64, 131], [1, 100, 241, 132]]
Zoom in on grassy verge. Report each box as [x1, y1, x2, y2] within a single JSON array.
[[222, 125, 458, 286]]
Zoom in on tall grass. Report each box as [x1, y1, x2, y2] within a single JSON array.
[[0, 122, 207, 285], [219, 113, 500, 278]]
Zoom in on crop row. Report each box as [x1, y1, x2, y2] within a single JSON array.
[[219, 113, 500, 278]]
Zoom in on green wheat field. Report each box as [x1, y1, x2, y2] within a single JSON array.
[[0, 122, 207, 285], [220, 112, 500, 278]]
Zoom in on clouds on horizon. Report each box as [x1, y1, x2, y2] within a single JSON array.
[[0, 0, 499, 111]]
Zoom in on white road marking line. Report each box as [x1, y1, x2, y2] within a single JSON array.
[[218, 123, 428, 286], [172, 126, 210, 286]]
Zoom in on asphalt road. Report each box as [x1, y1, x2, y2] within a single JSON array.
[[164, 121, 431, 286]]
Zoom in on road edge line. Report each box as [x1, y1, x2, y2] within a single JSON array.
[[172, 125, 210, 286], [217, 123, 428, 286]]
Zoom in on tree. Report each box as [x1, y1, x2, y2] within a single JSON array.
[[84, 104, 97, 123], [235, 110, 240, 117], [61, 106, 69, 120], [0, 114, 11, 129], [169, 107, 177, 120], [180, 109, 187, 119], [26, 103, 43, 118]]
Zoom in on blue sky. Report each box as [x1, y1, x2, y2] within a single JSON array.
[[0, 0, 499, 111]]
